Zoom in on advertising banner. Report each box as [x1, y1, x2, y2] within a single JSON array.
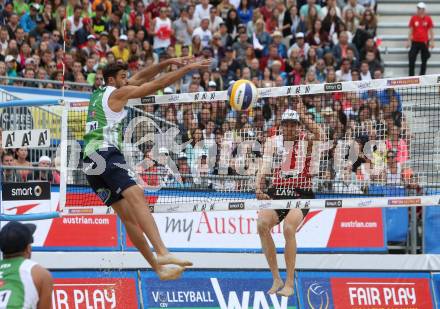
[[141, 270, 298, 309], [296, 271, 434, 308], [430, 273, 440, 306], [423, 206, 440, 253], [1, 189, 120, 250], [124, 207, 386, 252], [52, 271, 140, 309]]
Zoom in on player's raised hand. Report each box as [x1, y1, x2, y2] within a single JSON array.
[[189, 58, 213, 70], [166, 56, 193, 67]]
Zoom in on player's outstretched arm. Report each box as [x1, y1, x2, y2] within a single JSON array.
[[128, 56, 192, 86], [110, 58, 212, 111]]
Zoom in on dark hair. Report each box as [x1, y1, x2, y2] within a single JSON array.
[[103, 63, 128, 84]]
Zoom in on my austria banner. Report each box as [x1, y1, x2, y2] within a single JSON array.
[[124, 207, 386, 252]]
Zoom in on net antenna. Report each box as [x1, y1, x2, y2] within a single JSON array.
[[63, 74, 440, 214]]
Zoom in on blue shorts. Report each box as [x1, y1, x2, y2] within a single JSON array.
[[84, 147, 137, 206]]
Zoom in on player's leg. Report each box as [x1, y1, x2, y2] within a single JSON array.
[[111, 198, 184, 280], [277, 209, 304, 297], [257, 210, 284, 294], [120, 185, 193, 267]]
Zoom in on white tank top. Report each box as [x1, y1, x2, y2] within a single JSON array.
[[153, 17, 172, 49]]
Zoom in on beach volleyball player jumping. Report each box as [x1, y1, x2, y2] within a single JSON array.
[[83, 57, 211, 280]]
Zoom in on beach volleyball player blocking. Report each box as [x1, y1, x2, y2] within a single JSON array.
[[256, 98, 323, 297], [83, 58, 211, 280]]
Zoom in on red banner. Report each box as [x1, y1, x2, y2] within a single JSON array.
[[327, 208, 384, 248], [44, 215, 118, 248], [52, 277, 138, 309], [331, 278, 433, 308]]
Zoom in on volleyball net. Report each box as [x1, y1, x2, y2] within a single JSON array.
[[1, 75, 440, 219]]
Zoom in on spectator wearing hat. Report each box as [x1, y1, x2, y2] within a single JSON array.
[[92, 0, 112, 16], [73, 16, 93, 48], [208, 80, 217, 91], [287, 32, 310, 61], [111, 34, 129, 63], [27, 155, 54, 182], [5, 55, 17, 80], [28, 14, 46, 43], [96, 31, 111, 58], [82, 34, 98, 57], [193, 18, 213, 48], [0, 222, 53, 309], [176, 152, 193, 185], [271, 31, 288, 58], [407, 2, 434, 76], [92, 4, 108, 34], [19, 3, 39, 33]]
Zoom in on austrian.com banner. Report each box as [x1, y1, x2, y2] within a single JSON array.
[[141, 270, 298, 309], [52, 271, 140, 309], [296, 271, 434, 308], [125, 208, 386, 252]]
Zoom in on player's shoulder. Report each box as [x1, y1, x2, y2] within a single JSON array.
[[31, 263, 53, 287]]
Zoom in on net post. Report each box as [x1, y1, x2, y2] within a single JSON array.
[[59, 101, 69, 214]]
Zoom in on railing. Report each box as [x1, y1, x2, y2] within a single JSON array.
[[0, 76, 93, 90]]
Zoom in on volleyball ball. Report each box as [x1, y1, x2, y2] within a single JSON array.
[[227, 80, 259, 111]]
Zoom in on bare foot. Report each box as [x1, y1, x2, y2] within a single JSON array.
[[277, 285, 294, 297], [157, 266, 185, 281], [267, 278, 284, 294], [157, 254, 193, 267]]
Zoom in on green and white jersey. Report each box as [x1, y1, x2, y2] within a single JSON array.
[[83, 86, 127, 158], [0, 257, 38, 309]]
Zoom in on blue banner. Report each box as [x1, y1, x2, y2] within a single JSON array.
[[141, 271, 298, 308], [385, 208, 408, 242], [423, 206, 440, 253]]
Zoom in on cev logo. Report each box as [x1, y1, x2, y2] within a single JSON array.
[[307, 282, 329, 309]]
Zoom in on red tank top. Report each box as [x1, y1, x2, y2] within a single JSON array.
[[272, 135, 313, 190]]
